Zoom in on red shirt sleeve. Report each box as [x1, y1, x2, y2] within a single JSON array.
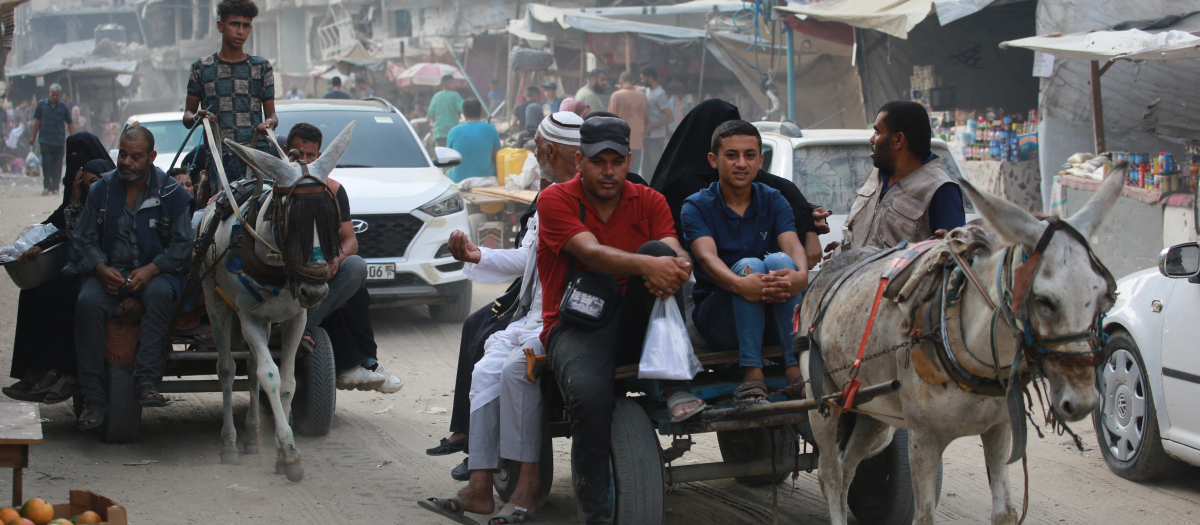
[[645, 188, 677, 242], [537, 184, 591, 257]]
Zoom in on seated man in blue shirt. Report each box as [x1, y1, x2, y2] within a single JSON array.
[[682, 120, 809, 405]]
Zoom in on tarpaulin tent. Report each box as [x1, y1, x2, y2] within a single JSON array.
[[1002, 28, 1200, 153], [775, 0, 1012, 39]]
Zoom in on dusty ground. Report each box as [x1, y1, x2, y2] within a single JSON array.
[[0, 172, 1197, 524]]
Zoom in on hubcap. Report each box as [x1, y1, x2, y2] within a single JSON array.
[[1100, 349, 1146, 462]]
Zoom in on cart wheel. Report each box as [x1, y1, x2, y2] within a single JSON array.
[[494, 412, 554, 502], [600, 398, 663, 525], [293, 327, 336, 436], [716, 426, 798, 486], [847, 428, 942, 525], [430, 282, 473, 323], [101, 361, 141, 443]]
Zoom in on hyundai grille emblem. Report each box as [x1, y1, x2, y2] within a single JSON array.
[[352, 219, 369, 234]]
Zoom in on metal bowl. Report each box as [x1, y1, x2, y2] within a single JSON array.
[[2, 242, 67, 290]]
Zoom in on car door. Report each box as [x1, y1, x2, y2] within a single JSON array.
[[1157, 278, 1200, 449]]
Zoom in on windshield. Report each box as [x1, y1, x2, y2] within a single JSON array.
[[792, 145, 970, 215], [138, 119, 202, 156], [276, 110, 429, 168]]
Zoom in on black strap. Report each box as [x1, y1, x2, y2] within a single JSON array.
[[565, 199, 587, 281]]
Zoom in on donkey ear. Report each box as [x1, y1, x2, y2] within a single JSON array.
[[1066, 160, 1127, 239], [223, 139, 301, 187], [307, 121, 357, 183], [960, 177, 1045, 250]]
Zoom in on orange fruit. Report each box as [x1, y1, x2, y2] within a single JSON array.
[[7, 518, 35, 525], [0, 509, 18, 523], [19, 499, 52, 525], [74, 513, 100, 525]]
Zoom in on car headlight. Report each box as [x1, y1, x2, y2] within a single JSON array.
[[418, 189, 464, 216]]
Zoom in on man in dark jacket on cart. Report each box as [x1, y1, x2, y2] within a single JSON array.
[[73, 126, 195, 430]]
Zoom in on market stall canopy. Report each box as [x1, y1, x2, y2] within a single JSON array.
[[775, 0, 1008, 39], [6, 40, 139, 78], [393, 62, 466, 90], [508, 3, 708, 42], [999, 29, 1200, 62]]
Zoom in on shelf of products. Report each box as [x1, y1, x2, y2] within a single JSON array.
[[909, 65, 1039, 164]]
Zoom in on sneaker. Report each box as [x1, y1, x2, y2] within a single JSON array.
[[373, 364, 404, 394], [336, 365, 387, 391]]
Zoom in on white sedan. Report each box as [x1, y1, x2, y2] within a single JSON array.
[[1097, 241, 1200, 478]]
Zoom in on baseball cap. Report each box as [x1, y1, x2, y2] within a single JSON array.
[[542, 81, 557, 89], [580, 117, 631, 157]]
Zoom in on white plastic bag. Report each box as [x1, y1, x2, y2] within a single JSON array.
[[505, 152, 541, 191], [0, 223, 57, 263], [639, 296, 702, 380]]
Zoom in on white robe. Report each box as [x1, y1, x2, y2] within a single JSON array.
[[464, 212, 546, 413]]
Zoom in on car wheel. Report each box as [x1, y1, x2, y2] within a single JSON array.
[[429, 283, 472, 323], [1093, 331, 1182, 480]]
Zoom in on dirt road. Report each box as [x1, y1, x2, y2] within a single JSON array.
[[0, 173, 1197, 523]]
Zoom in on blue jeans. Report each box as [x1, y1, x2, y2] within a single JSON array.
[[695, 253, 801, 368]]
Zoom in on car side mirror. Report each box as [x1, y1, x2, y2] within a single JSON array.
[[1158, 242, 1200, 279], [433, 147, 462, 168]]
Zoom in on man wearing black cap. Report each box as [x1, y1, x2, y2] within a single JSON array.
[[537, 116, 705, 525]]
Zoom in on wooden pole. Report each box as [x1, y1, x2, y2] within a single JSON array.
[[505, 33, 515, 122], [698, 19, 709, 101], [580, 36, 587, 94], [1090, 60, 1105, 154], [625, 33, 631, 73]]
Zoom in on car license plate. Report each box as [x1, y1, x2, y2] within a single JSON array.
[[366, 263, 395, 280]]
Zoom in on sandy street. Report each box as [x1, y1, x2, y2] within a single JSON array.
[[0, 172, 1196, 524]]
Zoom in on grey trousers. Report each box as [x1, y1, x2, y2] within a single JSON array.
[[75, 273, 177, 409], [468, 347, 542, 470], [40, 142, 63, 191], [305, 255, 366, 331]]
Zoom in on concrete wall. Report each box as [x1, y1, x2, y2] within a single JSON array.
[[1065, 186, 1163, 279]]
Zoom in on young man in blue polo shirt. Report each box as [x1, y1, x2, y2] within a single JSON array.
[[682, 120, 809, 405]]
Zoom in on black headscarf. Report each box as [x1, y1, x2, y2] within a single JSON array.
[[43, 158, 115, 231], [62, 131, 110, 206]]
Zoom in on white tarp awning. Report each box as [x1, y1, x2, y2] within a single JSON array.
[[520, 3, 706, 40], [776, 0, 1005, 39], [1000, 29, 1200, 62]]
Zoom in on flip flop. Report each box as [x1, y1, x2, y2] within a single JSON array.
[[427, 436, 468, 456], [668, 391, 707, 423], [417, 497, 481, 525], [489, 503, 539, 524]]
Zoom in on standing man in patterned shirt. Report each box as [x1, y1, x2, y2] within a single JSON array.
[[182, 0, 277, 196]]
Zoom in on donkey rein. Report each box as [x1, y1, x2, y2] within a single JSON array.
[[201, 120, 282, 256]]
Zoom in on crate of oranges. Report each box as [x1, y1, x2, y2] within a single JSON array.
[[0, 491, 127, 525]]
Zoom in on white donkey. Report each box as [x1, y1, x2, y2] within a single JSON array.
[[198, 122, 355, 482], [799, 164, 1125, 524]]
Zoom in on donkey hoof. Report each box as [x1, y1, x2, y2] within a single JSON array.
[[284, 460, 304, 482], [220, 452, 239, 465], [244, 445, 259, 455]]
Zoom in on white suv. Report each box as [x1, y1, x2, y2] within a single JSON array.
[[122, 111, 201, 173], [276, 99, 472, 321]]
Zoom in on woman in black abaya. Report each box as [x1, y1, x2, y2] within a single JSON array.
[[3, 156, 115, 404]]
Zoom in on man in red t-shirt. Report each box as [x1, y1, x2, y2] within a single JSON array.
[[537, 116, 704, 525]]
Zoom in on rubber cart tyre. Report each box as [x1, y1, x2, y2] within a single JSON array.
[[494, 412, 554, 502], [716, 426, 798, 486], [101, 362, 141, 443], [605, 397, 664, 525], [293, 327, 336, 436], [847, 428, 942, 525], [430, 283, 473, 323], [1093, 331, 1182, 480]]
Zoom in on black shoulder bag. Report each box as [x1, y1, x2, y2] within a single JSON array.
[[557, 199, 622, 330]]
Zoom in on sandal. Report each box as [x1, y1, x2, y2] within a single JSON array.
[[137, 381, 169, 408], [734, 380, 770, 407], [78, 405, 105, 431], [417, 497, 481, 525], [489, 504, 538, 524], [2, 378, 47, 402], [667, 391, 707, 423], [42, 376, 78, 405], [427, 436, 468, 456]]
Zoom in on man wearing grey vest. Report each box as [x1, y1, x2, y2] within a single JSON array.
[[825, 100, 964, 256]]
